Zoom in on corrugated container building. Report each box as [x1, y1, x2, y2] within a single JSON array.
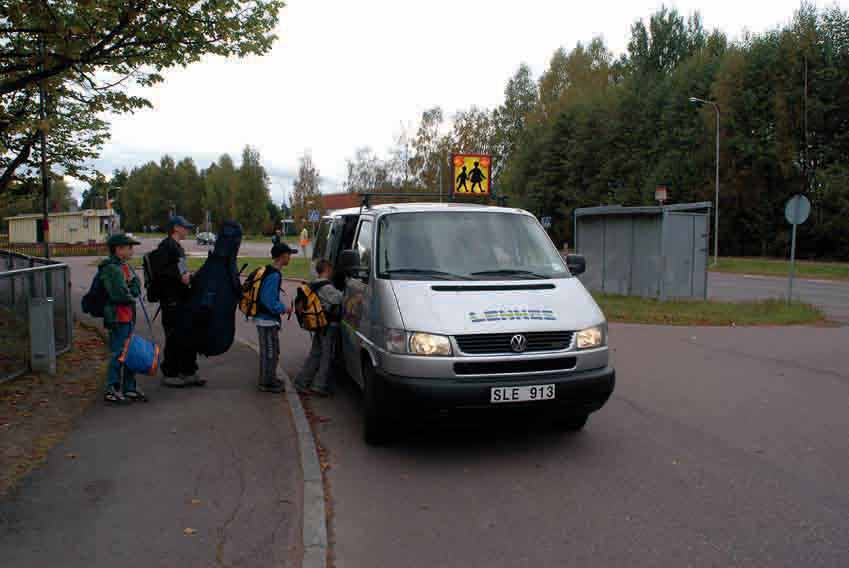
[[4, 210, 117, 244], [574, 202, 711, 300]]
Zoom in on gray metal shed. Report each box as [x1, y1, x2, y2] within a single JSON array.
[[574, 202, 712, 300]]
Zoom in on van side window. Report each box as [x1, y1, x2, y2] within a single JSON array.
[[355, 220, 373, 271], [313, 219, 331, 260]]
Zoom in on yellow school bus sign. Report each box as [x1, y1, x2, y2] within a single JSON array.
[[452, 153, 492, 196]]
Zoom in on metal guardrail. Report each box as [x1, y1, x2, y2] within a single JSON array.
[[0, 250, 73, 383]]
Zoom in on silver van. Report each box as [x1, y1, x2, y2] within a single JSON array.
[[312, 202, 615, 444]]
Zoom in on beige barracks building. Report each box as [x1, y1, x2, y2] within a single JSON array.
[[4, 209, 117, 244]]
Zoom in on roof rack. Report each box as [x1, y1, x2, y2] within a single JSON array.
[[357, 192, 509, 209]]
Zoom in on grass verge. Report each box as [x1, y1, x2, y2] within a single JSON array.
[[594, 294, 825, 326], [711, 257, 849, 281], [0, 322, 108, 496]]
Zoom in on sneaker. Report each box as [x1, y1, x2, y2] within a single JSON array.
[[258, 380, 285, 394], [183, 373, 207, 387], [124, 389, 148, 403], [104, 386, 126, 404], [162, 375, 188, 388]]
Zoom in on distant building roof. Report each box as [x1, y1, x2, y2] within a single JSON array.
[[321, 192, 361, 211], [3, 209, 114, 222], [574, 202, 712, 217]]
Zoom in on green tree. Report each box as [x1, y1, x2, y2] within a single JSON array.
[[1, 0, 283, 193], [203, 154, 239, 231], [236, 146, 272, 233], [175, 158, 204, 227], [290, 152, 322, 231]]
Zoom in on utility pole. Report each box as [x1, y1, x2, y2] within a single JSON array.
[[804, 56, 809, 194], [439, 155, 444, 203], [38, 38, 50, 259], [689, 97, 721, 266]]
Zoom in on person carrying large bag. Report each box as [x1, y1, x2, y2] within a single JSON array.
[[151, 216, 204, 388]]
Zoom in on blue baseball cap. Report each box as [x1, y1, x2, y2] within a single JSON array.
[[169, 215, 195, 230]]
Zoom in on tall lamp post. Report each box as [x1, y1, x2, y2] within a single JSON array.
[[689, 96, 720, 266]]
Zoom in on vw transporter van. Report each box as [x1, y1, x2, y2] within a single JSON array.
[[311, 202, 615, 444]]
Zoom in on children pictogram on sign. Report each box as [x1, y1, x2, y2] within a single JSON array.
[[451, 154, 492, 196], [469, 162, 487, 193], [456, 165, 469, 192]]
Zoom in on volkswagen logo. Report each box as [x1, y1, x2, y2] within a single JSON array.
[[510, 334, 528, 353]]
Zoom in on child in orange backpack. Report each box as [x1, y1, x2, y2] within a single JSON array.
[[253, 243, 296, 393], [294, 259, 342, 396]]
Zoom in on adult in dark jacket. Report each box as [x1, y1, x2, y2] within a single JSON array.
[[157, 216, 203, 387], [100, 233, 144, 403]]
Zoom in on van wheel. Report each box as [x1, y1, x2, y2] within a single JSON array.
[[555, 413, 589, 432], [362, 360, 391, 446]]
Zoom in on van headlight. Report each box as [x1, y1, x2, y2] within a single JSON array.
[[385, 330, 453, 356], [409, 332, 452, 356], [576, 325, 606, 349]]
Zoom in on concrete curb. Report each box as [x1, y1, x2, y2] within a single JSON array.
[[237, 338, 328, 568]]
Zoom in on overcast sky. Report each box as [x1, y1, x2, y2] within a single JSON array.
[[87, 0, 847, 204]]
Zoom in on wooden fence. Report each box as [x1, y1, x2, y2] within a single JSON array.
[[1, 242, 108, 257]]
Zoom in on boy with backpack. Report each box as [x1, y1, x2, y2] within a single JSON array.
[[96, 233, 145, 404], [294, 259, 343, 397], [245, 243, 297, 393]]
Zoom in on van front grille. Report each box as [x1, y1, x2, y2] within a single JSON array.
[[455, 332, 574, 355], [454, 357, 577, 376]]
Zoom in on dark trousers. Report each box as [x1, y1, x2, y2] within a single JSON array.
[[257, 324, 280, 386], [161, 302, 198, 377], [294, 325, 339, 392]]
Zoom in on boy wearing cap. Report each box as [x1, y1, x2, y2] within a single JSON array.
[[253, 243, 297, 393], [157, 215, 203, 387], [100, 233, 145, 403]]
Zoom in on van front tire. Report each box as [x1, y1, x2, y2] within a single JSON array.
[[362, 360, 391, 446]]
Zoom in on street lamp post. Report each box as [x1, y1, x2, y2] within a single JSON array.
[[689, 97, 720, 266]]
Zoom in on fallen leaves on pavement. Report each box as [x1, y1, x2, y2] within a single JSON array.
[[0, 323, 108, 496]]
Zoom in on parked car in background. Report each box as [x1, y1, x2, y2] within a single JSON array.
[[196, 231, 216, 245]]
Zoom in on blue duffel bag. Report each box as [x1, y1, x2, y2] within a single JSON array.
[[118, 266, 162, 376], [118, 334, 161, 376]]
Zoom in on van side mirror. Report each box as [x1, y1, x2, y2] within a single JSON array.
[[339, 249, 366, 279], [566, 254, 586, 276]]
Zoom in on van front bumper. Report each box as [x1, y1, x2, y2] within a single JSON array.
[[373, 366, 615, 414]]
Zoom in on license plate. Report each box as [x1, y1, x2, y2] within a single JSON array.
[[490, 384, 555, 404]]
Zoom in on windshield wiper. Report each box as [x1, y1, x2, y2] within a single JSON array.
[[470, 269, 549, 279], [382, 268, 469, 280]]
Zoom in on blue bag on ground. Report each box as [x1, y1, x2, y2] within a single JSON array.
[[119, 334, 161, 376]]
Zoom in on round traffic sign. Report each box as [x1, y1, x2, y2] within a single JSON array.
[[785, 194, 811, 225]]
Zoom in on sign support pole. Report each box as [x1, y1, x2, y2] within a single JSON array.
[[787, 198, 800, 305]]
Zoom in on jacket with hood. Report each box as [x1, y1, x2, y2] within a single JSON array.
[[98, 255, 141, 327]]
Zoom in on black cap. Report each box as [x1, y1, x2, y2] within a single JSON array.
[[271, 243, 298, 258], [168, 215, 195, 230], [107, 233, 141, 247]]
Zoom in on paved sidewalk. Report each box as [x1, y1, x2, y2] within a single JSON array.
[[0, 263, 302, 567]]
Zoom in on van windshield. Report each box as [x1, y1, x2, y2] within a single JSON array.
[[377, 212, 569, 280]]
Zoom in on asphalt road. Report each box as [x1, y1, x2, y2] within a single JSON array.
[[35, 256, 849, 566], [709, 272, 849, 323], [270, 282, 849, 567]]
